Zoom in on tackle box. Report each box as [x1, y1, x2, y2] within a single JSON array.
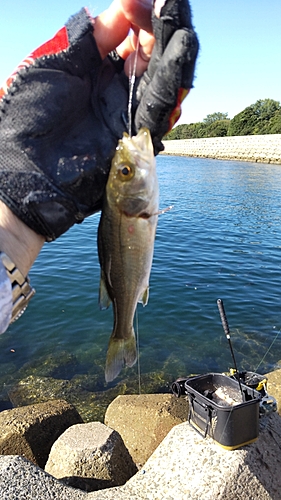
[[184, 373, 261, 450]]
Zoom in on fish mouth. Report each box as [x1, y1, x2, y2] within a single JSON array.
[[139, 211, 154, 219], [123, 210, 154, 219]]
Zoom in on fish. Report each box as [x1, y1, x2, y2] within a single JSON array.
[[98, 127, 159, 383]]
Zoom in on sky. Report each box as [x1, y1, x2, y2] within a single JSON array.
[[1, 0, 280, 125]]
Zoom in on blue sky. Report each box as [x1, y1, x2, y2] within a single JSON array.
[[1, 0, 280, 124]]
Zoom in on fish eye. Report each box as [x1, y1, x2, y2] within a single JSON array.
[[122, 166, 131, 176], [118, 164, 134, 180]]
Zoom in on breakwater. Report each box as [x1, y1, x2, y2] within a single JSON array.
[[162, 134, 281, 164]]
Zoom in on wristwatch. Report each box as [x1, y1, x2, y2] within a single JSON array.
[[0, 252, 35, 323]]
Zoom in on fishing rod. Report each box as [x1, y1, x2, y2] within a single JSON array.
[[217, 298, 245, 401]]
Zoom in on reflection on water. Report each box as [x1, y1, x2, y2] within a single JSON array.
[[1, 156, 281, 420]]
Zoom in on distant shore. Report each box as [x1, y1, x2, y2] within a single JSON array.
[[161, 134, 281, 164]]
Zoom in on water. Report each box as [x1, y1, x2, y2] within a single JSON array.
[[1, 156, 281, 419]]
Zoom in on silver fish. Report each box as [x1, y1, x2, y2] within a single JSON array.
[[98, 127, 159, 382]]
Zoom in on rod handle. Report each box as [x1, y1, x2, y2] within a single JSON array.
[[217, 298, 230, 337]]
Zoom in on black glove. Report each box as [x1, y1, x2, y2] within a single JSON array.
[[0, 1, 198, 241]]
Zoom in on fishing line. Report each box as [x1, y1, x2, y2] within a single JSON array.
[[128, 35, 140, 138], [157, 205, 174, 216], [135, 308, 142, 394], [254, 327, 281, 372]]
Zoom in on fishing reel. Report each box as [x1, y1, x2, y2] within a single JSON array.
[[229, 369, 277, 416]]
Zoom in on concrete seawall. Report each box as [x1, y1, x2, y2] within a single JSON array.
[[161, 134, 281, 164]]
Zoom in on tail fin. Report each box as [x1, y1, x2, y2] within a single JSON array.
[[105, 330, 137, 383]]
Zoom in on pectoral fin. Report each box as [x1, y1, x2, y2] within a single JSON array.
[[138, 287, 149, 306], [99, 271, 111, 310]]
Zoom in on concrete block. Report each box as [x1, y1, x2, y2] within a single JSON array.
[[45, 422, 137, 492], [104, 393, 189, 467], [266, 368, 281, 415], [0, 455, 86, 500], [162, 134, 281, 164], [0, 399, 83, 468], [88, 412, 281, 500], [0, 407, 280, 499]]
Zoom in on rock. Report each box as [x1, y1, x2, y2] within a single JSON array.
[[266, 368, 281, 415], [18, 351, 80, 380], [87, 412, 281, 500], [0, 399, 83, 468], [0, 455, 86, 500], [8, 374, 129, 423], [8, 375, 98, 422], [0, 409, 280, 499], [45, 422, 137, 492], [104, 393, 189, 466]]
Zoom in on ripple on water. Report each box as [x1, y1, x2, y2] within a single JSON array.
[[1, 157, 281, 416]]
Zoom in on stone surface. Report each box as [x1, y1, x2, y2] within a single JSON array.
[[88, 412, 281, 500], [162, 134, 281, 164], [0, 405, 280, 499], [104, 393, 189, 466], [266, 368, 281, 415], [45, 422, 137, 492], [0, 455, 86, 500], [0, 399, 83, 468]]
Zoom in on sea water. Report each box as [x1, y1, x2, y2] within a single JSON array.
[[1, 156, 281, 412]]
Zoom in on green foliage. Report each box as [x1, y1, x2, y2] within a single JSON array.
[[227, 99, 281, 136], [269, 108, 281, 134], [204, 119, 230, 137], [164, 99, 281, 140], [164, 124, 190, 140], [164, 117, 230, 140], [203, 112, 229, 124]]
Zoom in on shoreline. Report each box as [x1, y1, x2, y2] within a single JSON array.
[[0, 366, 280, 499], [161, 134, 281, 164]]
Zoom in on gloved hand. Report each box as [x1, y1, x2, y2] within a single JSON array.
[[0, 0, 198, 242]]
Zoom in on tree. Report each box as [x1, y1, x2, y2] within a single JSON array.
[[165, 119, 230, 140], [228, 99, 281, 136], [205, 119, 230, 137], [269, 109, 281, 134], [164, 124, 190, 140], [164, 99, 281, 140], [203, 112, 229, 124]]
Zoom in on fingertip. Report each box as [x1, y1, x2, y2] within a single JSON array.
[[94, 0, 153, 59], [123, 48, 150, 78], [116, 36, 135, 61], [154, 0, 166, 18], [120, 0, 153, 33], [94, 0, 131, 59]]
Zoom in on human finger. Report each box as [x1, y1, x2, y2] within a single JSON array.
[[119, 29, 155, 77], [94, 0, 153, 59], [119, 0, 153, 33]]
